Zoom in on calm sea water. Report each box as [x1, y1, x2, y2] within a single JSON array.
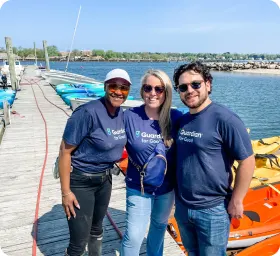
[[24, 61, 280, 140]]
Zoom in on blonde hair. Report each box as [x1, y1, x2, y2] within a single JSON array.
[[140, 69, 173, 147]]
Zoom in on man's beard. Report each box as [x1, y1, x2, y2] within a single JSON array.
[[182, 92, 208, 109]]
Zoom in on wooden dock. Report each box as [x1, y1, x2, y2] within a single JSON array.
[[0, 66, 184, 256]]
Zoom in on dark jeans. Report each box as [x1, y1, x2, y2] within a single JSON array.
[[66, 169, 112, 256]]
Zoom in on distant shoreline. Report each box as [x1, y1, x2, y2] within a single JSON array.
[[15, 60, 280, 75], [232, 69, 280, 75]]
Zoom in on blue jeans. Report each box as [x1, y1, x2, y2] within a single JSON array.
[[175, 199, 230, 256], [120, 188, 175, 256]]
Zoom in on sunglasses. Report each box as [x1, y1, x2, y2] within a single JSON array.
[[107, 83, 130, 96], [142, 84, 165, 94], [177, 81, 203, 92]]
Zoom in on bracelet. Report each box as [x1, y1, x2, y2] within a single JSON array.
[[62, 191, 72, 197]]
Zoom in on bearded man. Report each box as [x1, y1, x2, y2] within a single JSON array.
[[173, 61, 255, 256]]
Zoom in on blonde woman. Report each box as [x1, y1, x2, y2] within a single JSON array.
[[120, 70, 183, 256]]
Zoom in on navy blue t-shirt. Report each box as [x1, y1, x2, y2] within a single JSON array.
[[124, 105, 183, 195], [176, 102, 253, 209], [63, 97, 127, 173]]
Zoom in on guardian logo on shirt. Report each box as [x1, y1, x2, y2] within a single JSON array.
[[106, 128, 126, 140], [135, 130, 162, 144], [178, 128, 203, 143]]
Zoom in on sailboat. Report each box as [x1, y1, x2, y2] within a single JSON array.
[[41, 6, 101, 86], [42, 70, 102, 86]]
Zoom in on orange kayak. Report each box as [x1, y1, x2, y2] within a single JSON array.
[[167, 217, 187, 255], [118, 158, 128, 175], [228, 184, 280, 248], [236, 233, 280, 256], [167, 184, 280, 252]]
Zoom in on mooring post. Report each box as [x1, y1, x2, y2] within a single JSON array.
[[3, 101, 11, 126], [5, 37, 18, 91], [43, 40, 50, 71], [34, 42, 37, 66]]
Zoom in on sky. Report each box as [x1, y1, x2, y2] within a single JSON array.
[[0, 0, 280, 53]]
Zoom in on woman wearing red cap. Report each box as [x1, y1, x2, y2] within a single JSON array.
[[59, 69, 131, 256]]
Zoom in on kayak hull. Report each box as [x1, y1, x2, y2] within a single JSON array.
[[236, 233, 280, 256], [229, 184, 280, 248], [252, 137, 280, 155]]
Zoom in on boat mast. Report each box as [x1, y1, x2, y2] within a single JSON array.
[[65, 5, 82, 72]]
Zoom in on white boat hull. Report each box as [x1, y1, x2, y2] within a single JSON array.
[[227, 233, 279, 248], [42, 70, 101, 86], [1, 67, 22, 77], [46, 75, 101, 86]]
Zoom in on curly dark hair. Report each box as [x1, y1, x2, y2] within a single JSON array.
[[173, 61, 213, 94]]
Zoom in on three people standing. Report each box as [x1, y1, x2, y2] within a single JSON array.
[[59, 62, 255, 256]]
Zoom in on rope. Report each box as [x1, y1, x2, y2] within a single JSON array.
[[258, 138, 279, 146], [29, 84, 49, 256], [255, 153, 280, 169]]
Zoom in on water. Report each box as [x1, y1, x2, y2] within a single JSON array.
[[25, 61, 280, 140]]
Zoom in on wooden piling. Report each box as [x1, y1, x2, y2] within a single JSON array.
[[34, 42, 37, 66], [42, 40, 50, 71], [5, 37, 18, 91], [3, 101, 10, 126]]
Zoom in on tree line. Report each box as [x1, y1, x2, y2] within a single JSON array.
[[90, 50, 280, 61], [0, 45, 60, 59], [0, 46, 279, 61]]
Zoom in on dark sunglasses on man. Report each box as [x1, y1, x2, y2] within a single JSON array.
[[177, 81, 204, 92]]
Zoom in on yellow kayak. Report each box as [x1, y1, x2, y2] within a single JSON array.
[[255, 154, 280, 170], [231, 136, 280, 189], [232, 165, 280, 188], [252, 136, 280, 155], [251, 167, 280, 188]]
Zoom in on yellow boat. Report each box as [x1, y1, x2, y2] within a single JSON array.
[[230, 136, 280, 188], [250, 168, 280, 188], [252, 136, 280, 155], [232, 164, 280, 189], [255, 154, 280, 170]]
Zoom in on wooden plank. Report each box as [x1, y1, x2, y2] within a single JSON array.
[[2, 229, 182, 256]]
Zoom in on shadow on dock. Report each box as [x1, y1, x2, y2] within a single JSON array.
[[31, 205, 138, 256]]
